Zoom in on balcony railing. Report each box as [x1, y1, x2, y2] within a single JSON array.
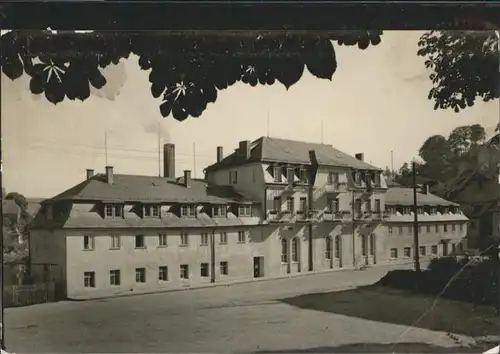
[[324, 182, 348, 194]]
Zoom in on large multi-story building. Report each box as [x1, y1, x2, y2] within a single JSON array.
[[204, 137, 389, 273], [383, 182, 468, 262], [30, 137, 468, 299]]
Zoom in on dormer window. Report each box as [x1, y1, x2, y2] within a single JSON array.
[[274, 167, 282, 182], [143, 204, 160, 218], [229, 171, 238, 185], [374, 173, 381, 186], [354, 172, 362, 185], [104, 204, 123, 218], [238, 204, 252, 217], [213, 205, 227, 217], [180, 205, 196, 217], [430, 207, 437, 215]]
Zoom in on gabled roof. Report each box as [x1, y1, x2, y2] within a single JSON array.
[[44, 173, 255, 204], [205, 136, 381, 172], [386, 187, 459, 207]]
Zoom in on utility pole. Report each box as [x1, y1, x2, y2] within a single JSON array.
[[193, 142, 197, 179], [412, 161, 421, 274], [157, 122, 161, 177], [0, 58, 5, 350]]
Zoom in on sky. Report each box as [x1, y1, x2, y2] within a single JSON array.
[[2, 31, 498, 198]]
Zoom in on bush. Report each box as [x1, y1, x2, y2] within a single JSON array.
[[378, 256, 499, 306]]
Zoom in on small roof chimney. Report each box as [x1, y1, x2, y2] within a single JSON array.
[[217, 146, 224, 163], [355, 153, 364, 162], [183, 170, 191, 187], [86, 169, 94, 180], [239, 140, 251, 160], [105, 166, 114, 184]]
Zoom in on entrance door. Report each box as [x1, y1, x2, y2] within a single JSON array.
[[442, 243, 448, 256], [253, 257, 264, 278]]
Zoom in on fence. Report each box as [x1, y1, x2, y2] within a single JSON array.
[[4, 282, 59, 308]]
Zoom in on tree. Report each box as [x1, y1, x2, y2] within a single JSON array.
[[417, 30, 498, 113], [1, 30, 382, 121]]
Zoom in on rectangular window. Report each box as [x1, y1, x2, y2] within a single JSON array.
[[451, 224, 456, 232], [419, 246, 426, 256], [398, 226, 403, 235], [213, 205, 227, 217], [200, 263, 209, 277], [274, 167, 282, 182], [84, 271, 95, 288], [180, 264, 189, 279], [418, 226, 422, 234], [238, 231, 246, 243], [158, 233, 167, 247], [459, 224, 463, 231], [403, 247, 411, 258], [180, 205, 195, 217], [327, 172, 339, 185], [408, 226, 412, 234], [159, 266, 168, 281], [326, 198, 338, 213], [299, 197, 307, 213], [201, 233, 209, 245], [426, 225, 431, 233], [374, 199, 381, 212], [83, 235, 95, 250], [238, 205, 252, 217], [365, 200, 371, 212], [110, 235, 120, 250], [431, 245, 438, 255], [252, 168, 256, 183], [435, 224, 439, 232], [443, 224, 448, 232], [105, 204, 122, 218], [388, 226, 393, 235], [452, 243, 456, 253], [232, 171, 238, 184], [220, 232, 228, 244], [144, 205, 151, 217], [110, 269, 120, 285], [152, 205, 160, 217], [180, 232, 189, 246], [135, 235, 145, 248], [286, 197, 294, 212], [355, 199, 362, 214], [273, 197, 281, 213], [299, 169, 308, 183], [220, 261, 228, 275], [135, 268, 146, 283], [390, 248, 398, 259], [374, 173, 381, 186]]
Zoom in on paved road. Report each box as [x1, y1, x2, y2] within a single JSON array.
[[5, 263, 460, 353]]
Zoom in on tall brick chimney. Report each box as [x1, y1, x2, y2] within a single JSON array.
[[217, 146, 224, 163], [163, 143, 175, 178], [86, 169, 94, 180], [355, 153, 364, 162], [183, 170, 191, 187], [105, 166, 114, 184]]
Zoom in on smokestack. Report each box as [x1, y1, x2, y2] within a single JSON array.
[[355, 153, 364, 162], [238, 140, 251, 160], [86, 169, 94, 180], [183, 170, 191, 187], [105, 166, 114, 184], [217, 146, 224, 163], [163, 143, 175, 178]]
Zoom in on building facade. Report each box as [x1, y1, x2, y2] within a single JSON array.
[[204, 137, 390, 275], [383, 184, 468, 262], [30, 137, 467, 299]]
